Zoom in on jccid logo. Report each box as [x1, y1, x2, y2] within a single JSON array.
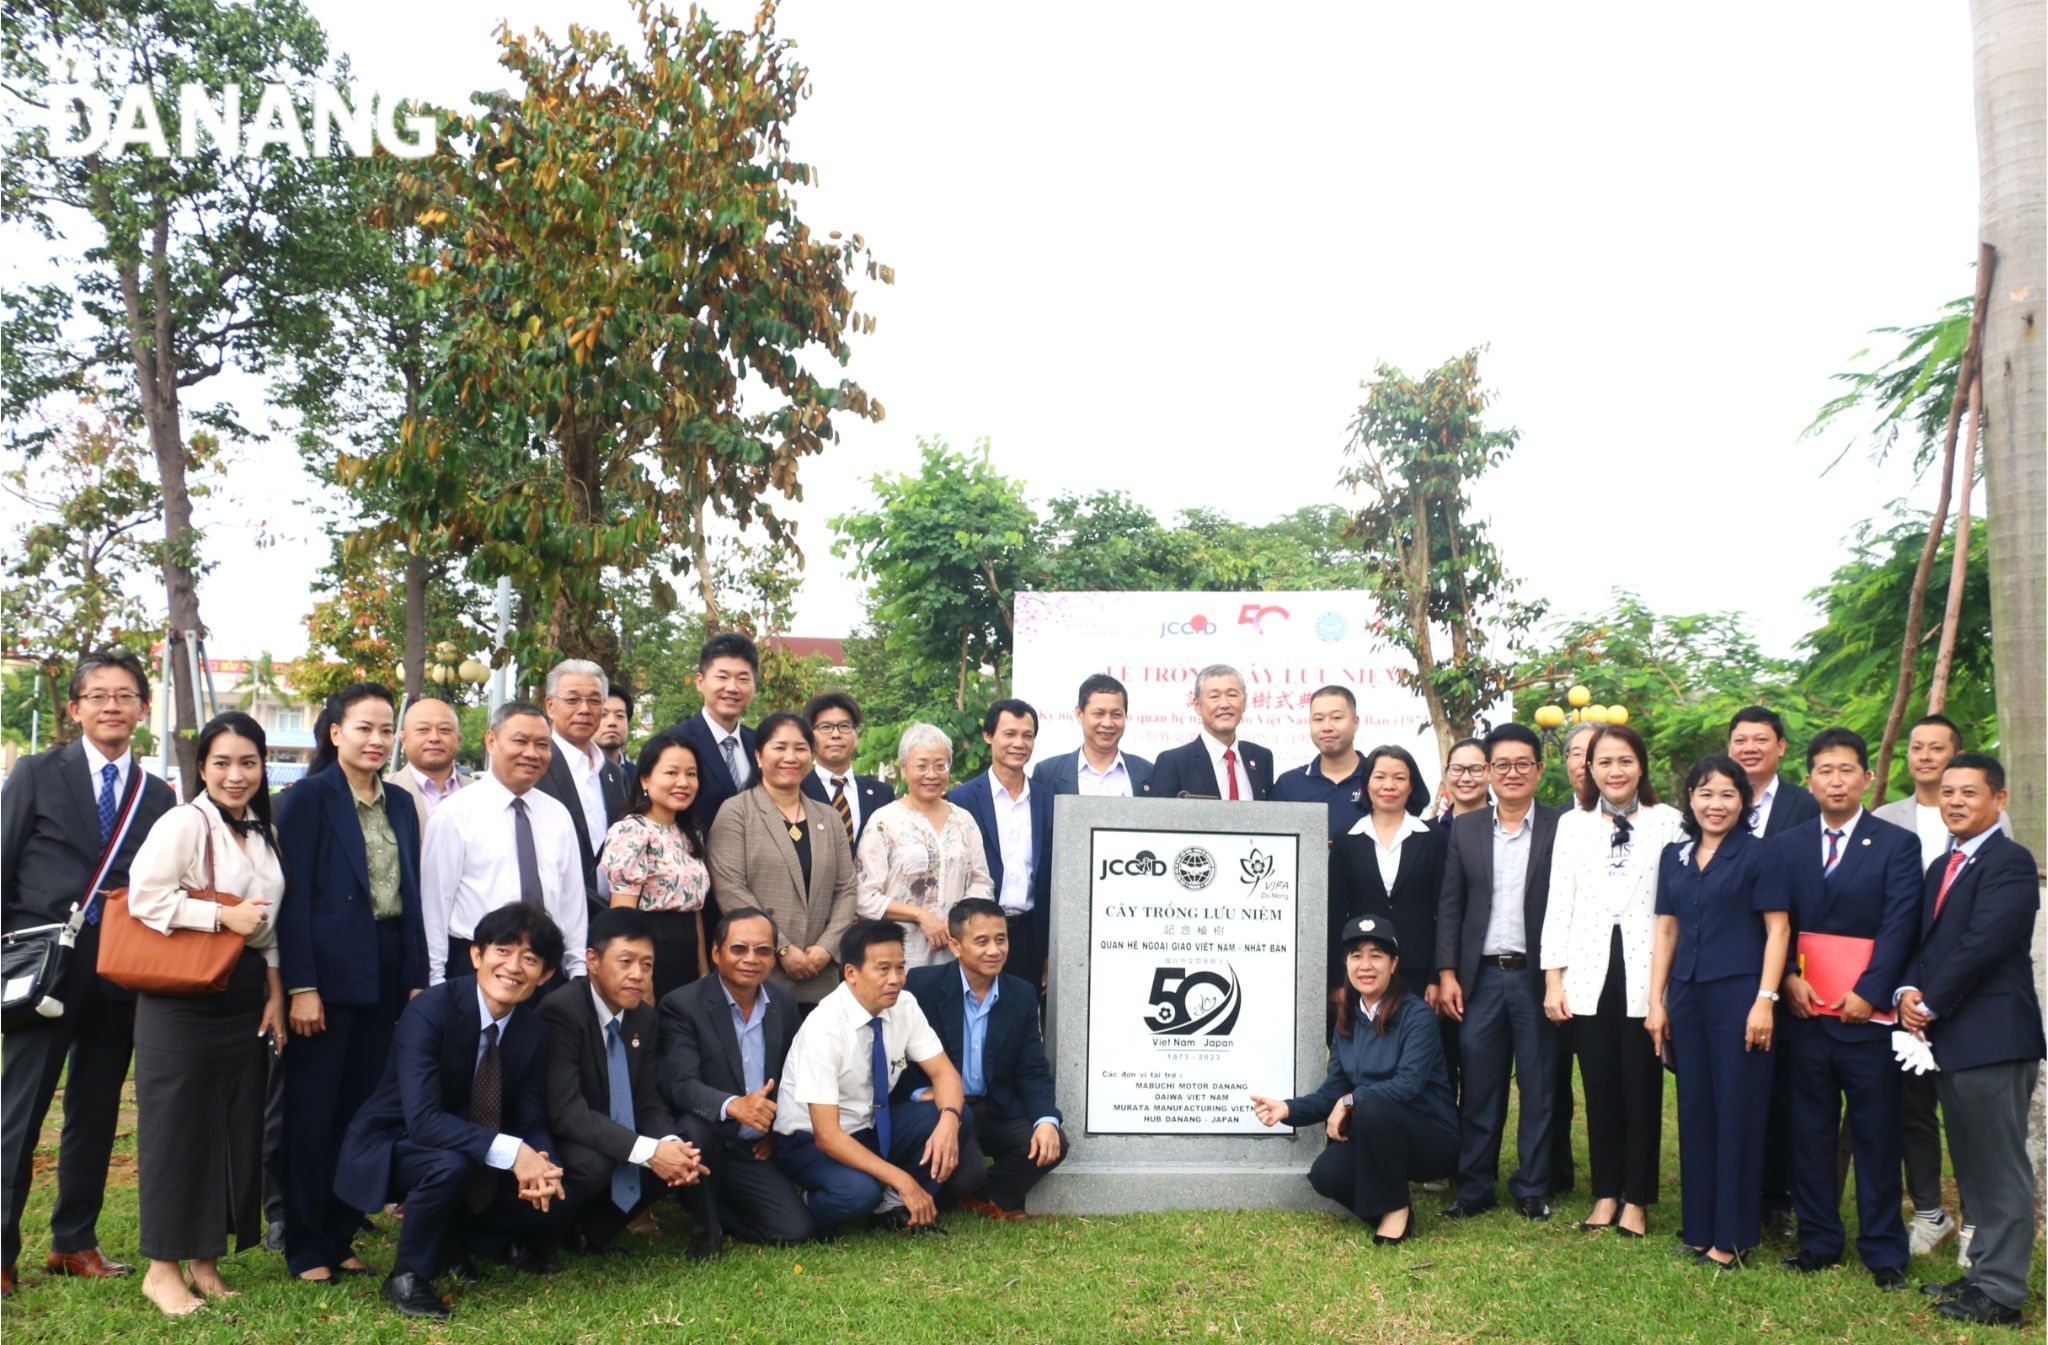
[[38, 83, 436, 160], [1097, 850, 1169, 881]]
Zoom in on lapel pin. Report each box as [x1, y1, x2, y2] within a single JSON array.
[[1861, 838, 1871, 846], [631, 1036, 640, 1049]]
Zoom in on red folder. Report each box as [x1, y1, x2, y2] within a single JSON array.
[[1796, 932, 1897, 1025]]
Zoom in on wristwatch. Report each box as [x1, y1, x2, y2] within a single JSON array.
[[777, 943, 794, 959], [1757, 990, 1780, 1002]]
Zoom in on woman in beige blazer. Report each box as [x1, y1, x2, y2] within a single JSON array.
[[706, 712, 857, 1010], [1539, 722, 1683, 1239]]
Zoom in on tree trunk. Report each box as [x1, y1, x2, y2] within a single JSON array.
[[1969, 0, 2046, 1190], [1402, 488, 1452, 764], [690, 498, 720, 629], [547, 425, 618, 668], [1926, 371, 1981, 713], [403, 551, 427, 703]]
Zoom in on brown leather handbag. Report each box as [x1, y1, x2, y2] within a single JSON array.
[[98, 810, 247, 996]]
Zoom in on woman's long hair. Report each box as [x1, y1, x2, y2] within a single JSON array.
[[1677, 754, 1755, 842], [1572, 723, 1660, 811], [195, 710, 279, 853], [307, 682, 397, 778], [624, 731, 706, 857], [1334, 970, 1406, 1040]]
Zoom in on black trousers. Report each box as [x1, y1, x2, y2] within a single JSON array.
[[1306, 1095, 1459, 1221], [387, 1142, 564, 1280], [283, 919, 406, 1275], [1551, 1017, 1578, 1193], [1898, 1069, 1956, 1215], [557, 1139, 678, 1250], [941, 1097, 1066, 1212], [1, 920, 135, 1268], [1455, 962, 1561, 1203], [673, 1118, 815, 1245], [1575, 929, 1661, 1207], [1760, 1001, 1795, 1214], [1001, 913, 1043, 998], [644, 909, 703, 1004]]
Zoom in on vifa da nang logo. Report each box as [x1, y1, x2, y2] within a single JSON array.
[[1143, 965, 1241, 1040]]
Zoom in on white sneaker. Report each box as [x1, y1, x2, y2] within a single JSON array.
[[1956, 1223, 1975, 1269], [1909, 1209, 1957, 1256]]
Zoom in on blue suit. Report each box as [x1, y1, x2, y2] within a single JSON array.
[[274, 764, 432, 1275], [663, 712, 757, 837], [1761, 813, 1919, 1270], [332, 978, 560, 1279], [1031, 747, 1154, 798], [947, 772, 1055, 985]]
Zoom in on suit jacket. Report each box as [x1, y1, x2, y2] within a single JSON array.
[[705, 787, 858, 1003], [539, 979, 677, 1163], [1758, 776, 1821, 837], [383, 765, 471, 835], [664, 714, 757, 836], [533, 741, 626, 910], [1902, 830, 2047, 1072], [333, 976, 555, 1212], [1329, 821, 1446, 994], [2, 740, 174, 928], [946, 771, 1054, 963], [800, 771, 894, 849], [274, 764, 431, 1004], [893, 964, 1059, 1126], [1434, 803, 1563, 989], [1760, 812, 1922, 1044], [1871, 795, 2014, 842], [1141, 737, 1274, 801], [656, 973, 799, 1140], [1032, 747, 1155, 797], [1538, 803, 1686, 1019]]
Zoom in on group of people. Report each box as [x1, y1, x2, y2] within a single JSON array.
[[1, 646, 2038, 1329]]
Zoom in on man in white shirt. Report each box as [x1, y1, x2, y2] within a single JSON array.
[[534, 660, 626, 915], [1032, 674, 1155, 798], [949, 700, 1054, 989], [422, 702, 588, 985], [772, 921, 967, 1235]]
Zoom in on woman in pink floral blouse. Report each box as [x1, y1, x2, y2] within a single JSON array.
[[602, 731, 713, 999]]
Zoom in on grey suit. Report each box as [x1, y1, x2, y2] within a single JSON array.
[[705, 788, 858, 1005]]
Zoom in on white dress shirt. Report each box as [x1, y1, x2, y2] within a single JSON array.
[[989, 775, 1036, 914], [1076, 751, 1134, 798], [1347, 811, 1432, 893], [1482, 810, 1531, 957], [421, 772, 588, 984], [814, 764, 865, 838], [554, 731, 612, 897], [700, 710, 751, 789], [1910, 803, 1950, 870], [80, 739, 132, 807], [774, 981, 944, 1137], [1819, 809, 1863, 867], [1200, 732, 1253, 801], [1747, 778, 1780, 838]]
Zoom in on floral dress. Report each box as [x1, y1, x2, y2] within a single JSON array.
[[601, 813, 711, 912], [854, 800, 995, 967]]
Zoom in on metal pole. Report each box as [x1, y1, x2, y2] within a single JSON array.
[[29, 670, 39, 755], [488, 576, 512, 713], [159, 631, 174, 777]]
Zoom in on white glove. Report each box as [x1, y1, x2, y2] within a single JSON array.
[[1891, 1030, 1939, 1075]]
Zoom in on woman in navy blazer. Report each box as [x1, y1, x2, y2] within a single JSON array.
[[1646, 756, 1789, 1269], [274, 683, 429, 1283]]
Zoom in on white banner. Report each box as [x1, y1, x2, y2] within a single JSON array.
[[1012, 590, 1442, 788], [1084, 825, 1301, 1135]]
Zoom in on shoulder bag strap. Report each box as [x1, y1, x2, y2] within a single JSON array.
[[76, 769, 149, 923]]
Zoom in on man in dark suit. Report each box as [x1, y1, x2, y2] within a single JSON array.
[[534, 660, 627, 920], [597, 688, 637, 794], [658, 906, 815, 1255], [1434, 723, 1564, 1221], [1, 652, 175, 1296], [540, 909, 703, 1255], [800, 692, 892, 850], [333, 904, 569, 1321], [948, 700, 1055, 990], [1727, 704, 1822, 1237], [662, 632, 761, 836], [1898, 754, 2044, 1328], [1032, 673, 1154, 798], [896, 900, 1064, 1217], [1142, 664, 1273, 801], [1764, 728, 1919, 1289]]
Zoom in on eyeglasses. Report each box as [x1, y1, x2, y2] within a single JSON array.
[[1490, 759, 1539, 776], [725, 943, 777, 958], [906, 762, 951, 777], [550, 695, 604, 709], [1446, 765, 1488, 779], [812, 721, 857, 735], [76, 692, 143, 708]]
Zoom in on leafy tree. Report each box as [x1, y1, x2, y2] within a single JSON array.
[[1341, 350, 1545, 762], [1807, 297, 1971, 476], [4, 0, 360, 784]]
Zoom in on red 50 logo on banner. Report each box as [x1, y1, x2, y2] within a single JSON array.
[[1238, 603, 1289, 633]]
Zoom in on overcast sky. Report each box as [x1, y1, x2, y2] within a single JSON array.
[[9, 2, 1981, 668]]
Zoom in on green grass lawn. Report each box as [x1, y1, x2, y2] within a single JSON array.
[[3, 1072, 2040, 1343]]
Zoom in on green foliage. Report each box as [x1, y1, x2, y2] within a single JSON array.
[[1514, 593, 1820, 803], [1033, 495, 1356, 592], [1806, 296, 1972, 477]]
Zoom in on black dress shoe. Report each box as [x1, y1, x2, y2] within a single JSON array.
[[380, 1271, 449, 1321], [444, 1260, 483, 1285], [568, 1227, 615, 1258], [263, 1220, 286, 1254], [1694, 1250, 1742, 1271], [1779, 1249, 1840, 1273], [1936, 1286, 2023, 1327], [1439, 1197, 1496, 1221], [870, 1209, 947, 1236], [686, 1227, 724, 1263], [1761, 1207, 1796, 1240], [1870, 1267, 1907, 1291], [501, 1242, 562, 1275], [1921, 1276, 1970, 1300], [1516, 1196, 1552, 1221]]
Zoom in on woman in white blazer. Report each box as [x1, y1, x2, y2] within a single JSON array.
[[1540, 723, 1682, 1239]]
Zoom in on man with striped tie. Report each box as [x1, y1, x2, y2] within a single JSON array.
[[801, 693, 893, 851]]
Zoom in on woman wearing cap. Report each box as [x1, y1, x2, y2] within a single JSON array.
[[1251, 917, 1457, 1244]]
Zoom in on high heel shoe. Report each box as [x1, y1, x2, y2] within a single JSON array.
[[1372, 1212, 1412, 1246], [1578, 1218, 1615, 1232]]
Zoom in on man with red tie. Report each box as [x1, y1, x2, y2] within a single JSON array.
[[1896, 754, 2043, 1328], [1142, 665, 1273, 802]]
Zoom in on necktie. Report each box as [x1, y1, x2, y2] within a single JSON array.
[[605, 1020, 642, 1212], [1222, 748, 1240, 801], [869, 1016, 892, 1157], [511, 797, 544, 908], [1823, 828, 1844, 877], [1932, 848, 1969, 920], [721, 735, 743, 788], [468, 1023, 503, 1210], [831, 776, 854, 843], [97, 762, 119, 842]]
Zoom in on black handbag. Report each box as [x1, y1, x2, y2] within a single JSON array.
[[0, 765, 149, 1029]]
